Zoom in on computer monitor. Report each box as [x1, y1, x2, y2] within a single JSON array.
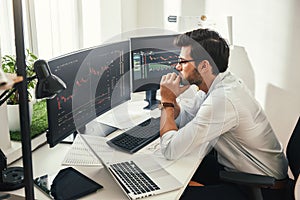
[[46, 40, 131, 147], [130, 34, 180, 109]]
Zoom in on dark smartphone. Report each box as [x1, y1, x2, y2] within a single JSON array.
[[34, 174, 55, 199]]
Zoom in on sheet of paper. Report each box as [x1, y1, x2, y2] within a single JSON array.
[[62, 134, 102, 166], [80, 134, 129, 163]]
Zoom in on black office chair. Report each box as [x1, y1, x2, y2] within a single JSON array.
[[219, 116, 300, 200]]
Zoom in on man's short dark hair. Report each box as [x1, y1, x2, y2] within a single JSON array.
[[174, 28, 230, 74]]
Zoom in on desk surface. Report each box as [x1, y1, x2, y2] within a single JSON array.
[[7, 92, 207, 200], [8, 139, 205, 200]]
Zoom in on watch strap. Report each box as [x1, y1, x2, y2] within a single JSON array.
[[159, 102, 175, 110]]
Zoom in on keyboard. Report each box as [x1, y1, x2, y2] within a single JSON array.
[[106, 117, 160, 153], [109, 161, 160, 195]]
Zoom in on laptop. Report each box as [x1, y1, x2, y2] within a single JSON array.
[[80, 134, 183, 199]]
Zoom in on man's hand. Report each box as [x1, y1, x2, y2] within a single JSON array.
[[160, 73, 190, 102], [159, 73, 189, 137]]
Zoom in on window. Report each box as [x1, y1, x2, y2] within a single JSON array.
[[0, 0, 104, 60]]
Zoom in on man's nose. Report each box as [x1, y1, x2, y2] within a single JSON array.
[[175, 63, 182, 71]]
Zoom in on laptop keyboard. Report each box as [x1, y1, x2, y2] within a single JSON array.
[[110, 161, 160, 195], [106, 117, 160, 153]]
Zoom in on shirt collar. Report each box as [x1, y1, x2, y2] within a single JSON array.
[[206, 71, 230, 95]]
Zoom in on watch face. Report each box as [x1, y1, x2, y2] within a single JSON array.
[[158, 103, 164, 110]]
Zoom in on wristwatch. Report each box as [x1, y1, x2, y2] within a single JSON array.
[[158, 102, 175, 110]]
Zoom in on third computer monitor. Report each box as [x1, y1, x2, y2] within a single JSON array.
[[130, 34, 180, 109]]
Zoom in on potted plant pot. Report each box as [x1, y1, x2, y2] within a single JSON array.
[[7, 101, 34, 132]]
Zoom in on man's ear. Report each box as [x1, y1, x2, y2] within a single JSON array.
[[202, 60, 210, 69], [198, 60, 210, 72]]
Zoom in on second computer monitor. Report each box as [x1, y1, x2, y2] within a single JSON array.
[[46, 40, 131, 147], [130, 34, 180, 109]]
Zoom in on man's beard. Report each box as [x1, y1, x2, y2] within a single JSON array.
[[186, 69, 202, 86]]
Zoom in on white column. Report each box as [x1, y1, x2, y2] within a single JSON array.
[[0, 96, 12, 151]]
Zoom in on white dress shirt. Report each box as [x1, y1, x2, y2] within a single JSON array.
[[160, 71, 288, 180]]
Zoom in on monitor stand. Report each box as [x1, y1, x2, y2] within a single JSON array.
[[82, 121, 117, 137], [60, 121, 117, 144], [60, 132, 77, 144], [144, 90, 160, 110]]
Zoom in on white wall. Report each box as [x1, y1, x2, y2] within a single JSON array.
[[121, 0, 138, 33], [99, 0, 122, 43], [203, 0, 300, 148], [131, 0, 300, 147], [136, 0, 164, 29]]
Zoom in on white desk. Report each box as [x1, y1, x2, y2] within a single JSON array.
[[7, 137, 206, 200]]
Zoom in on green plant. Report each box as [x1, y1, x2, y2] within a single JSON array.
[[10, 99, 48, 140], [1, 49, 38, 104]]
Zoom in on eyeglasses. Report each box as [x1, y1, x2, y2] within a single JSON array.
[[177, 58, 199, 65]]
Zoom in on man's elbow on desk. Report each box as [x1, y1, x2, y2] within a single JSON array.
[[160, 130, 181, 160]]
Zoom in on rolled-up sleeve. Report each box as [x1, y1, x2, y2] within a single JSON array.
[[160, 89, 238, 160], [176, 90, 207, 128]]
